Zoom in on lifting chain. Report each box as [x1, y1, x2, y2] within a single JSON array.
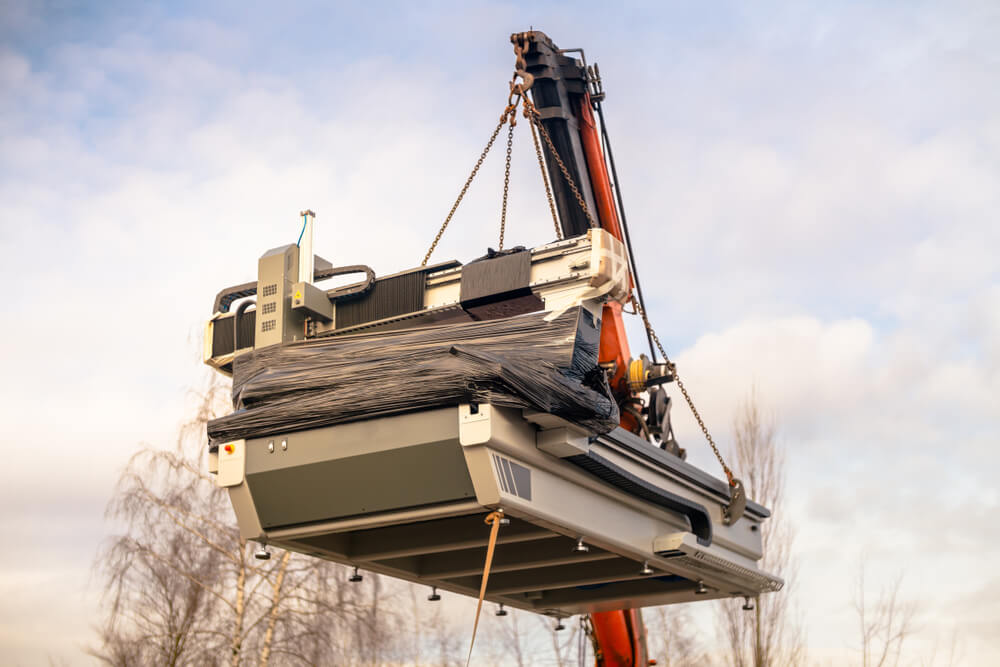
[[633, 300, 739, 490], [513, 32, 561, 240], [522, 96, 599, 228], [421, 101, 517, 266], [423, 35, 744, 521], [528, 110, 562, 240], [498, 112, 515, 250], [423, 35, 575, 265], [521, 39, 742, 515]]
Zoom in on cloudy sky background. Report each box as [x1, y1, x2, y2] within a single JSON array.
[[1, 0, 997, 664]]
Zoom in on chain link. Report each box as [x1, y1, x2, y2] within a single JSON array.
[[421, 104, 515, 267], [420, 43, 736, 499], [526, 85, 734, 486], [423, 37, 570, 264], [527, 107, 562, 240], [633, 299, 735, 486], [523, 97, 598, 228], [498, 115, 516, 250], [421, 69, 733, 490]]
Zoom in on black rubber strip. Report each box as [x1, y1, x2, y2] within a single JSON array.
[[567, 451, 713, 547]]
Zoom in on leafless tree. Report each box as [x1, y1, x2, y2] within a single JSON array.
[[90, 374, 408, 665], [505, 609, 531, 667], [916, 628, 963, 667], [647, 605, 707, 666], [482, 603, 532, 667], [537, 614, 579, 667], [853, 560, 916, 667], [714, 389, 805, 667], [475, 606, 587, 666]]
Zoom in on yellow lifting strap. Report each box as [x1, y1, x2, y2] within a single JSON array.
[[465, 509, 505, 666]]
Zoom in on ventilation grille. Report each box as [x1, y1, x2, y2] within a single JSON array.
[[262, 283, 278, 297], [261, 319, 276, 333], [662, 551, 784, 593], [261, 302, 277, 314], [491, 454, 532, 500]]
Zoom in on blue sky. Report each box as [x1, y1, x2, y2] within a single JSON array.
[[1, 1, 998, 664]]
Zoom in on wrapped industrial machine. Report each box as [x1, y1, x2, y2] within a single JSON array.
[[203, 31, 782, 648], [204, 224, 781, 617]]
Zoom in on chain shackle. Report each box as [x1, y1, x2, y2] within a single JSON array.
[[510, 33, 535, 96]]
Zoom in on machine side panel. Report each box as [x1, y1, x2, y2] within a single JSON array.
[[242, 407, 471, 530], [247, 441, 476, 529]]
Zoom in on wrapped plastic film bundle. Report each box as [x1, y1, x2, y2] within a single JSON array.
[[207, 307, 619, 444]]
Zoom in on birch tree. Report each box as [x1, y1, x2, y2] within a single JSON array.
[[90, 376, 405, 665]]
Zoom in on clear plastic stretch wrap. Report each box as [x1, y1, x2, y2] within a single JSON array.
[[207, 308, 619, 444]]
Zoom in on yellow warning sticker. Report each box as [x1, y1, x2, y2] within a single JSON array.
[[294, 290, 302, 300]]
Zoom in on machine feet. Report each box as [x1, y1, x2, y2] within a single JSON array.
[[427, 586, 441, 601], [496, 604, 508, 617], [640, 560, 654, 576], [573, 537, 589, 553], [349, 567, 363, 583]]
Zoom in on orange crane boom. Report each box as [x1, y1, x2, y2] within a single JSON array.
[[512, 30, 655, 666]]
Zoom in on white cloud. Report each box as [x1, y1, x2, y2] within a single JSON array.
[[666, 309, 998, 664], [1, 2, 998, 664]]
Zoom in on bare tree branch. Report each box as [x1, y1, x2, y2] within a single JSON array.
[[853, 558, 916, 667], [712, 388, 805, 667], [91, 373, 431, 665]]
